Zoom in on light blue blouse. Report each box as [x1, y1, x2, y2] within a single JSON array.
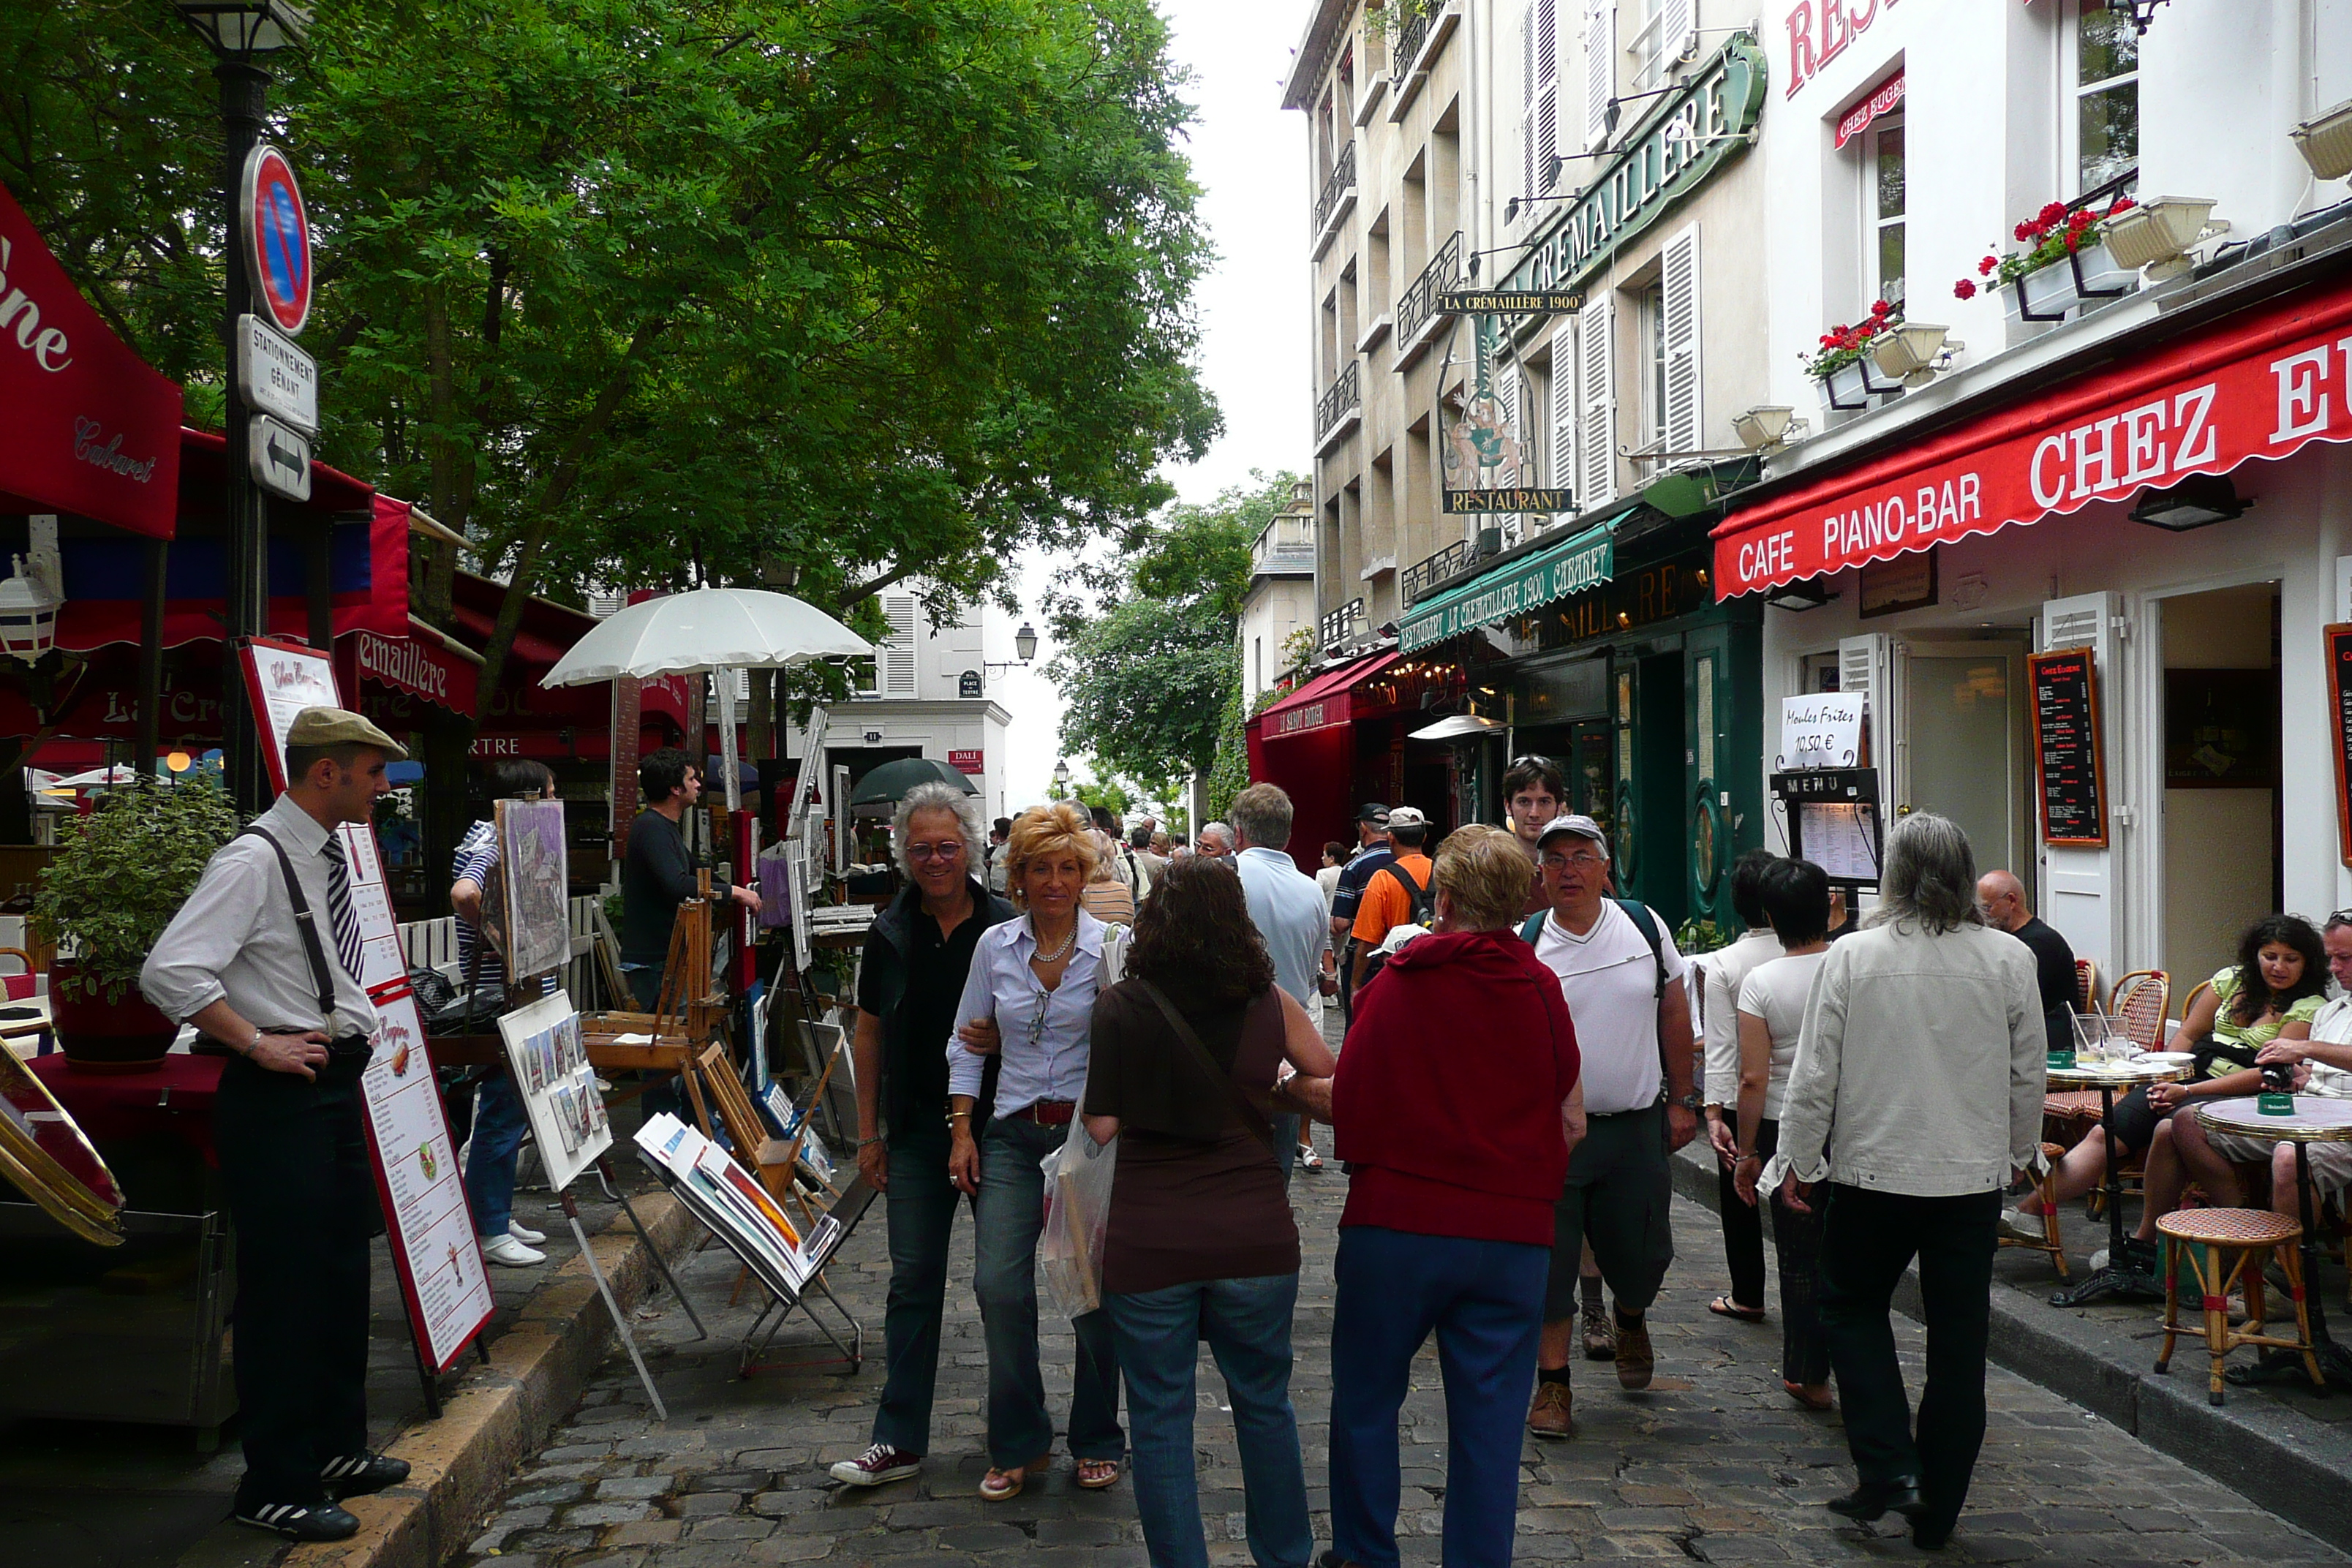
[[947, 910, 1108, 1117]]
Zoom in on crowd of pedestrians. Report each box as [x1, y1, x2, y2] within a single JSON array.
[[826, 762, 2093, 1565]]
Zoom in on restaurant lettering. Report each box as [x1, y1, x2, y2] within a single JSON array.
[[356, 630, 453, 704], [0, 237, 73, 372], [1714, 299, 2352, 599], [1784, 0, 1901, 99]]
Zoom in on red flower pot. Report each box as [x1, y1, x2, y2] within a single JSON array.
[[50, 963, 178, 1073]]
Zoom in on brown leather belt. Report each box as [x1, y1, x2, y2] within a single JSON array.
[[1007, 1099, 1077, 1127]]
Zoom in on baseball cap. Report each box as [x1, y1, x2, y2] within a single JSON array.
[[1385, 804, 1428, 829], [286, 706, 409, 761], [1356, 802, 1390, 824], [1537, 813, 1609, 857]]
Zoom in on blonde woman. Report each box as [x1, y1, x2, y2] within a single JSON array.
[[947, 802, 1125, 1500]]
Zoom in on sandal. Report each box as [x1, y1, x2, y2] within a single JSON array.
[[1075, 1457, 1123, 1490], [1708, 1295, 1766, 1323], [979, 1454, 1048, 1501], [1783, 1380, 1834, 1411]]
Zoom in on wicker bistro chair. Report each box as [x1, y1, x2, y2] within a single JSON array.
[[1998, 1142, 2075, 1278], [2076, 958, 2100, 1016], [2155, 1207, 2322, 1404], [2108, 970, 2172, 1051]]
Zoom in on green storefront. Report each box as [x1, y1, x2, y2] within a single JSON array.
[[1403, 505, 1763, 936]]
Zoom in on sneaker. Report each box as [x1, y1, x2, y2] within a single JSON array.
[[1297, 1145, 1324, 1172], [480, 1234, 546, 1267], [1580, 1299, 1616, 1361], [508, 1219, 549, 1245], [1997, 1207, 2047, 1243], [1526, 1379, 1574, 1439], [1614, 1312, 1655, 1390], [321, 1451, 410, 1498], [233, 1501, 361, 1541], [829, 1444, 921, 1488]]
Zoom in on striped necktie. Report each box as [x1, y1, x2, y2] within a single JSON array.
[[320, 833, 366, 983]]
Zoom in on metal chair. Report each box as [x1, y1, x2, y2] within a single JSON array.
[[2108, 969, 2171, 1051]]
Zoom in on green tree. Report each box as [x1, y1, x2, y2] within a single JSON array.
[[1046, 470, 1297, 786], [1070, 777, 1133, 818]]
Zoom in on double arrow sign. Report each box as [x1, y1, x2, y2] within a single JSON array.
[[238, 313, 318, 503]]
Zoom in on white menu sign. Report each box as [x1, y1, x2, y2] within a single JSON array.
[[239, 637, 495, 1371], [1776, 693, 1865, 771]]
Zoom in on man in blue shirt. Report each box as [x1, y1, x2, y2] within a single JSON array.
[[1328, 802, 1392, 1026], [1230, 783, 1335, 1173]]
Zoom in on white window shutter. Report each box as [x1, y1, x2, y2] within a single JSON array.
[[1660, 222, 1702, 453], [1836, 633, 1888, 770], [1497, 360, 1525, 547], [1577, 295, 1615, 508], [1551, 324, 1578, 522], [1522, 2, 1536, 205], [1583, 0, 1613, 151], [2039, 591, 2124, 975], [882, 592, 919, 696], [1661, 0, 1694, 68], [1535, 0, 1560, 192]]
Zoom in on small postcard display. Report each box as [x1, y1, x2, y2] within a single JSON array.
[[497, 990, 611, 1194]]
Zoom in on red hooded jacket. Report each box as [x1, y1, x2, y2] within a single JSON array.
[[1333, 927, 1582, 1245]]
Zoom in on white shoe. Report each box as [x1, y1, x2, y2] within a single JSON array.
[[508, 1220, 547, 1245], [480, 1234, 545, 1267], [1997, 1207, 2046, 1243]]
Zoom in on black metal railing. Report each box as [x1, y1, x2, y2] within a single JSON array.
[[1402, 538, 1475, 605], [1322, 596, 1368, 654], [1313, 141, 1357, 239], [1394, 230, 1462, 350], [1314, 361, 1360, 442], [1392, 3, 1433, 87]]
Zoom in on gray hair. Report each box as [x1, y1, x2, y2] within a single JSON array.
[[1866, 811, 1983, 936], [1198, 821, 1235, 856], [892, 783, 985, 879], [1226, 783, 1293, 852]]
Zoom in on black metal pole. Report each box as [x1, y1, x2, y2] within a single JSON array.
[[216, 56, 271, 814]]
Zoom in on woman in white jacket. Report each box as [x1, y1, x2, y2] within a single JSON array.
[[1764, 813, 2043, 1553]]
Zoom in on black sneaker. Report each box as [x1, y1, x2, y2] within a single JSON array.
[[233, 1501, 361, 1541], [321, 1451, 410, 1498]]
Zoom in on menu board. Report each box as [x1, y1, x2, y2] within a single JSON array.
[[2326, 625, 2352, 868], [238, 637, 496, 1372], [2027, 646, 2108, 848]]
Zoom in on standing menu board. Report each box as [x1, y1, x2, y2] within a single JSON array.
[[2028, 645, 2109, 849], [2326, 625, 2352, 867], [238, 637, 496, 1372]]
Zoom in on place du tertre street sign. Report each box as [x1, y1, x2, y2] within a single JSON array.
[[1442, 486, 1573, 515], [1439, 288, 1586, 317]]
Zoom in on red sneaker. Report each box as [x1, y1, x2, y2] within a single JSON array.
[[829, 1444, 921, 1487]]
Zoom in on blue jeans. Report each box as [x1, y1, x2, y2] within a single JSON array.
[[464, 1071, 529, 1237], [973, 1115, 1123, 1467], [1107, 1274, 1311, 1568], [1330, 1225, 1549, 1568], [872, 1131, 965, 1454]]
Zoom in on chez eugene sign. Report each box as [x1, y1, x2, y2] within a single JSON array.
[[1713, 288, 2352, 598]]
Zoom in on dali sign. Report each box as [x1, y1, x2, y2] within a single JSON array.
[[1500, 34, 1766, 304]]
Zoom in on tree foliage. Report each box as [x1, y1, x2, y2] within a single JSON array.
[[1045, 469, 1296, 788]]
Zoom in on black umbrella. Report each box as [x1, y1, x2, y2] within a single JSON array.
[[849, 756, 979, 807]]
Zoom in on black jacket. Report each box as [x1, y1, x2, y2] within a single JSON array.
[[862, 875, 1016, 1137]]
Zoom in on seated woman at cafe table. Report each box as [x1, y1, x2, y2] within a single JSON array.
[[2003, 915, 2326, 1264]]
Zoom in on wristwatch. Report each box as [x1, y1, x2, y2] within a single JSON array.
[[1673, 1092, 1704, 1112]]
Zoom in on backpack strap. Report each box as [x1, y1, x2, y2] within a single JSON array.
[[1133, 977, 1279, 1152], [1519, 911, 1548, 946], [1377, 861, 1433, 925], [1611, 897, 1668, 1001], [239, 824, 340, 1025]]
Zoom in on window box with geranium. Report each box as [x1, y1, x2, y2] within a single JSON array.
[[1803, 299, 1906, 412], [1953, 197, 2138, 324]]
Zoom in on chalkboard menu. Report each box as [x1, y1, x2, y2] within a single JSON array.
[[2326, 625, 2352, 867], [2028, 647, 2108, 848]]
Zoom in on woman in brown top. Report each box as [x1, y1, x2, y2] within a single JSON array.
[[1082, 856, 1335, 1568]]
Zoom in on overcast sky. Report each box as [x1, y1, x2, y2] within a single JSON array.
[[995, 0, 1313, 815]]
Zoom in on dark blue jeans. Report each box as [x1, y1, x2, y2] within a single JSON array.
[[464, 1070, 529, 1237], [973, 1115, 1123, 1467], [872, 1130, 965, 1455], [1107, 1273, 1311, 1568], [1330, 1225, 1548, 1568]]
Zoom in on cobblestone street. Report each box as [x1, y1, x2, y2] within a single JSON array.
[[454, 1150, 2350, 1568]]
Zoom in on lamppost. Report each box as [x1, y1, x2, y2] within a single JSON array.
[[1050, 758, 1070, 801], [173, 1, 310, 813], [982, 622, 1040, 679]]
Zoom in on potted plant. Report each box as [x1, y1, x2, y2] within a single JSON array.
[[1803, 298, 1904, 412], [32, 775, 238, 1071], [1952, 196, 2138, 323]]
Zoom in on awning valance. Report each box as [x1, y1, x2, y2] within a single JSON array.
[[1835, 70, 1904, 150], [1398, 514, 1624, 653], [1712, 275, 2352, 600], [1258, 651, 1400, 739]]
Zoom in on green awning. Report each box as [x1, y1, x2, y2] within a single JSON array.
[[1398, 510, 1629, 654]]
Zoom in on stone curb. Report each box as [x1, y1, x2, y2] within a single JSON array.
[[176, 1191, 698, 1568], [1667, 1142, 2352, 1552]]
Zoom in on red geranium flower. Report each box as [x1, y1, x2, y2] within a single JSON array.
[[1953, 279, 1978, 301], [2039, 200, 2068, 224], [1978, 255, 1997, 275]]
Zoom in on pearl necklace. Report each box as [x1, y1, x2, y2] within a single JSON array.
[[1030, 918, 1077, 965]]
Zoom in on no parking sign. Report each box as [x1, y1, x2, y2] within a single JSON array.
[[240, 143, 312, 336]]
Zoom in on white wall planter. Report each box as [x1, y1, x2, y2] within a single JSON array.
[[2004, 240, 2136, 324]]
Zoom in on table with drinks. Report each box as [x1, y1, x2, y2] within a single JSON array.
[[2047, 1013, 2190, 1308], [2195, 1093, 2352, 1390]]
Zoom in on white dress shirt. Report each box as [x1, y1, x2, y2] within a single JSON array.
[[140, 794, 380, 1041], [949, 910, 1108, 1117], [1235, 845, 1331, 1007]]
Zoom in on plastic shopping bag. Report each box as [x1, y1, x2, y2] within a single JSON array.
[[1036, 1118, 1117, 1319]]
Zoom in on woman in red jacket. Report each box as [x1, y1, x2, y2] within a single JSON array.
[[1327, 824, 1586, 1568]]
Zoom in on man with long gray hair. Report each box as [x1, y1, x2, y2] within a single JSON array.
[[1761, 813, 2043, 1551]]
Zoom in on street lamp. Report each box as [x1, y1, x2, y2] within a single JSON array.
[[1051, 759, 1071, 800], [173, 0, 310, 813], [983, 622, 1040, 677]]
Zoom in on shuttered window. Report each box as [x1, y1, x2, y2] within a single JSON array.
[[1659, 222, 1701, 453], [1583, 0, 1614, 151], [1496, 359, 1526, 548], [1577, 295, 1615, 508], [1550, 325, 1578, 524]]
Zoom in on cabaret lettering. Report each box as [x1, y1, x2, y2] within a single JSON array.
[[0, 238, 72, 372], [72, 417, 159, 483]]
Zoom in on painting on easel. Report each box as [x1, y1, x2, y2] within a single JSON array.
[[498, 797, 571, 981]]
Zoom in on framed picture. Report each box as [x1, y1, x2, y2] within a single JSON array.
[[497, 798, 572, 981], [497, 990, 611, 1194]]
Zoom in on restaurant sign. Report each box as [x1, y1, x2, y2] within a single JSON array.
[[1400, 520, 1617, 653], [1499, 34, 1765, 302], [1440, 289, 1586, 317], [1443, 486, 1574, 515]]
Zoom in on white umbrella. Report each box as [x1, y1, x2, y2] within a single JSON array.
[[539, 588, 874, 813]]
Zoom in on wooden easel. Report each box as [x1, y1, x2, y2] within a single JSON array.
[[580, 873, 729, 1138]]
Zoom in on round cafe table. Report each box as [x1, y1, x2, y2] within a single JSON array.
[[2195, 1094, 2352, 1390], [2046, 1057, 2189, 1308]]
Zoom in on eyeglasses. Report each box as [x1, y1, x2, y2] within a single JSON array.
[[1509, 754, 1556, 771], [906, 842, 965, 862], [1540, 851, 1606, 870]]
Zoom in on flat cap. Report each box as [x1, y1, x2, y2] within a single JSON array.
[[286, 706, 408, 761]]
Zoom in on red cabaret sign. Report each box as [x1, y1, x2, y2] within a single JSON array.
[[1714, 280, 2352, 599], [0, 179, 182, 538]]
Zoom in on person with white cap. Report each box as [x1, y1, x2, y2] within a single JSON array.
[[1348, 806, 1434, 993], [1517, 813, 1698, 1440], [140, 707, 415, 1541]]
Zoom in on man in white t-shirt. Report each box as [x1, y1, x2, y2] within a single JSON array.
[[1521, 814, 1699, 1439]]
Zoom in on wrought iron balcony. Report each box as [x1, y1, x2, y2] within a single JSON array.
[[1312, 140, 1357, 246], [1402, 538, 1475, 606], [1392, 4, 1432, 88], [1322, 596, 1370, 655], [1314, 361, 1361, 450], [1394, 230, 1461, 361]]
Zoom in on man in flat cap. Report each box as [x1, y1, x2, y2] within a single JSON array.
[[143, 707, 412, 1541]]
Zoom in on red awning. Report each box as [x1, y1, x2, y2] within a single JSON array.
[[0, 181, 183, 539], [1713, 276, 2352, 600], [1835, 70, 1904, 149], [1258, 652, 1403, 739]]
